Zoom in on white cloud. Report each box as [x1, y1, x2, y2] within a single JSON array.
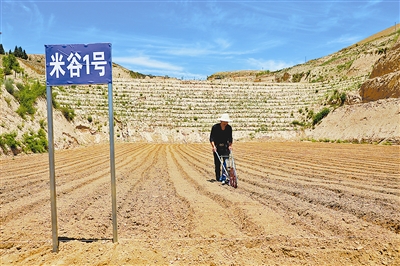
[[215, 38, 231, 50], [162, 38, 232, 57], [114, 56, 183, 72], [327, 35, 361, 45], [21, 4, 30, 12], [164, 46, 212, 57], [366, 0, 383, 7], [246, 58, 294, 71]]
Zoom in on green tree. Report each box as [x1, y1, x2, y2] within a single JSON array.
[[10, 46, 28, 59], [2, 54, 15, 75], [22, 49, 28, 59], [0, 44, 5, 55], [0, 68, 4, 83], [13, 46, 23, 58], [2, 54, 22, 77]]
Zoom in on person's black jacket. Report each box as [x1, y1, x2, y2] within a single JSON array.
[[210, 123, 232, 155]]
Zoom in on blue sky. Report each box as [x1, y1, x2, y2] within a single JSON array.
[[1, 0, 399, 80]]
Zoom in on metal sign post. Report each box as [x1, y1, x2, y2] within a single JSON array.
[[108, 82, 118, 243], [45, 43, 116, 252], [46, 84, 58, 252]]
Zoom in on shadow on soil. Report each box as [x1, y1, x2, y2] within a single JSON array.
[[59, 237, 112, 243]]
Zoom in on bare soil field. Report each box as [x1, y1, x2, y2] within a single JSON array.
[[1, 142, 399, 265]]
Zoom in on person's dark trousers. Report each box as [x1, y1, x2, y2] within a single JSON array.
[[213, 151, 229, 181], [213, 152, 221, 181]]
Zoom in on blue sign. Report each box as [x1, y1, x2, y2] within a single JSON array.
[[45, 43, 112, 86]]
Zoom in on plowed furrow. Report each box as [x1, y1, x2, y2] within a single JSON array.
[[116, 144, 167, 230], [170, 145, 265, 238], [0, 153, 49, 175], [237, 157, 399, 197], [5, 157, 112, 206], [56, 144, 156, 239], [0, 144, 146, 225], [1, 142, 399, 266], [233, 144, 400, 233], [170, 144, 302, 240], [117, 145, 193, 240], [180, 143, 399, 234], [239, 152, 398, 186], [240, 168, 399, 233], [240, 142, 399, 173]]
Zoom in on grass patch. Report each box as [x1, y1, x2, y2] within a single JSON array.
[[0, 132, 20, 154], [60, 105, 76, 122], [312, 108, 330, 126], [22, 128, 48, 153], [11, 80, 46, 119]]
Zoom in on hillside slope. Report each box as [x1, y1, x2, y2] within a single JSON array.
[[208, 24, 399, 84], [0, 25, 399, 156], [307, 98, 400, 143], [308, 33, 400, 143], [359, 35, 400, 102]]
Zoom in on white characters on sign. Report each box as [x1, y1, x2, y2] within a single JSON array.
[[49, 53, 66, 78], [92, 52, 107, 76], [67, 52, 83, 78], [48, 51, 107, 79]]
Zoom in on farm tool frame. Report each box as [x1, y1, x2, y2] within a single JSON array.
[[215, 151, 238, 188]]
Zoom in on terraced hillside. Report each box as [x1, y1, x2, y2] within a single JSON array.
[[52, 77, 363, 142], [0, 25, 398, 150]]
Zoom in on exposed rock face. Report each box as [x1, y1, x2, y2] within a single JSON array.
[[308, 98, 400, 144], [359, 38, 400, 102]]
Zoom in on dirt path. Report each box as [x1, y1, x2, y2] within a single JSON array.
[[1, 142, 399, 265]]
